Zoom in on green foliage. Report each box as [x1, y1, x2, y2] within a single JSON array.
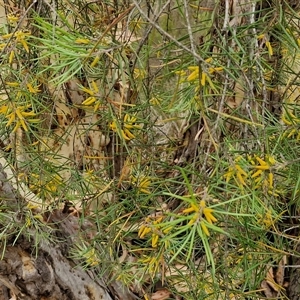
[[1, 0, 300, 299]]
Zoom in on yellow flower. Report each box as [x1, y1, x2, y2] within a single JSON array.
[[82, 96, 96, 106], [90, 56, 100, 67], [139, 254, 161, 275], [81, 81, 99, 96], [25, 215, 31, 227], [175, 70, 186, 77], [251, 155, 276, 178], [138, 225, 151, 238], [7, 14, 19, 23], [29, 172, 62, 196], [3, 105, 38, 132], [149, 97, 161, 106], [80, 81, 102, 111], [109, 121, 117, 131], [9, 50, 14, 64], [250, 155, 280, 195], [152, 233, 159, 248], [2, 30, 31, 53], [75, 246, 99, 267], [183, 199, 218, 236], [202, 210, 217, 225], [257, 33, 265, 40], [257, 209, 285, 229], [266, 41, 273, 56], [136, 176, 151, 194], [187, 66, 199, 81], [2, 33, 13, 39], [281, 111, 300, 140], [201, 72, 206, 86], [81, 81, 98, 101], [84, 248, 99, 266], [27, 83, 41, 94], [75, 38, 90, 44], [5, 82, 19, 87], [186, 60, 223, 88], [110, 121, 134, 140], [15, 30, 31, 53], [138, 216, 163, 248], [200, 222, 210, 236], [0, 105, 9, 115], [208, 66, 224, 73], [133, 68, 146, 80], [110, 114, 141, 141], [223, 156, 248, 187], [175, 70, 187, 83], [124, 114, 141, 129]]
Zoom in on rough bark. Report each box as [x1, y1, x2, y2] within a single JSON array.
[[288, 254, 300, 300], [0, 164, 135, 300], [0, 243, 111, 300]]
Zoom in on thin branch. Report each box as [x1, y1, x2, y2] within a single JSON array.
[[132, 0, 207, 64], [183, 0, 197, 58]]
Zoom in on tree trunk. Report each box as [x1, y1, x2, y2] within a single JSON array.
[[0, 164, 135, 300], [288, 251, 300, 300]]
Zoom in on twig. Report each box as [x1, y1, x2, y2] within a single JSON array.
[[183, 0, 197, 58], [132, 0, 207, 64], [222, 0, 230, 29]]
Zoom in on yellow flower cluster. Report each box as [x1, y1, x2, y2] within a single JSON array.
[[0, 104, 38, 132], [2, 30, 31, 63], [257, 209, 276, 230], [7, 14, 20, 24], [138, 216, 163, 248], [185, 57, 224, 86], [76, 245, 99, 267], [183, 200, 217, 236], [224, 154, 279, 195], [81, 81, 103, 111], [251, 155, 276, 177], [249, 155, 279, 196], [83, 247, 99, 267], [281, 111, 300, 140], [133, 68, 146, 80], [130, 173, 151, 194], [223, 156, 248, 187], [139, 253, 163, 276], [29, 173, 62, 197], [110, 114, 141, 141], [27, 83, 41, 94]]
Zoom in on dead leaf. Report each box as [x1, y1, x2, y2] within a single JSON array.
[[275, 255, 286, 288], [151, 289, 171, 300], [261, 280, 277, 298], [266, 266, 278, 292], [65, 77, 85, 105], [262, 257, 288, 298]]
